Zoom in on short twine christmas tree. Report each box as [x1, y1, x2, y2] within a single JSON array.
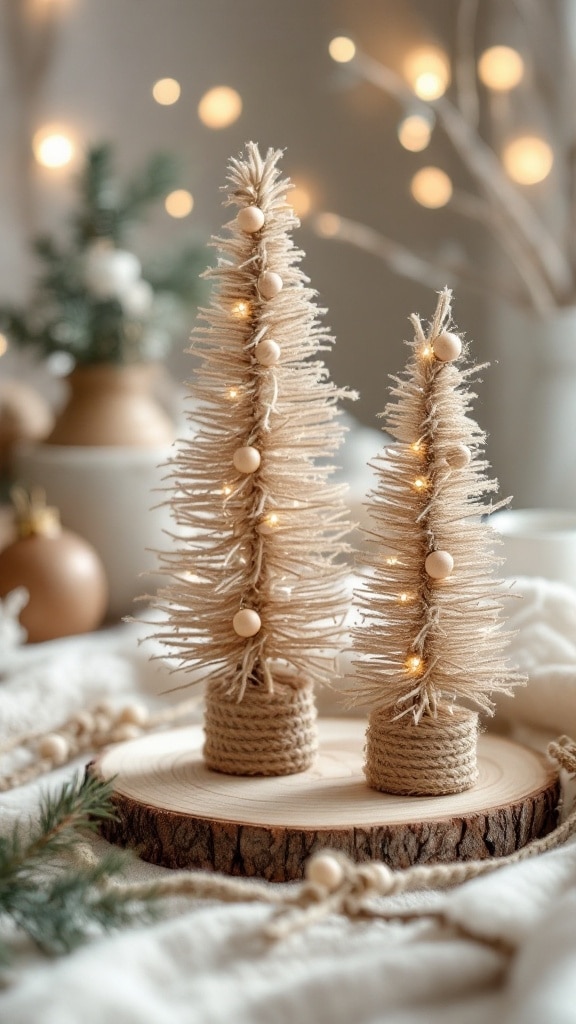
[[352, 288, 524, 796], [152, 143, 354, 777]]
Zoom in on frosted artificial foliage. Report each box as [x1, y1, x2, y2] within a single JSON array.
[[153, 143, 355, 701], [351, 288, 524, 722]]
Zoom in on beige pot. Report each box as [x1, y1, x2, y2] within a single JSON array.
[[46, 363, 175, 447]]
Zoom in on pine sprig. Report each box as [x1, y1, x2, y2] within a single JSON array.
[[0, 775, 158, 962]]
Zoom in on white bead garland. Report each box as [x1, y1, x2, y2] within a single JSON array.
[[446, 443, 471, 469], [425, 550, 454, 580], [258, 271, 283, 299], [232, 608, 262, 637], [118, 702, 149, 727], [255, 339, 281, 366], [433, 331, 462, 362], [233, 446, 261, 474], [38, 733, 70, 765], [305, 853, 344, 891], [237, 205, 265, 233]]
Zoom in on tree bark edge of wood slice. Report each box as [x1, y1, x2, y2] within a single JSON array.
[[88, 718, 560, 882]]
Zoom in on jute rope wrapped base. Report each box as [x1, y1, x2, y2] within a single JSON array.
[[365, 704, 479, 796], [203, 678, 318, 776]]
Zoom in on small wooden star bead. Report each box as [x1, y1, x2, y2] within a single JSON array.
[[237, 205, 265, 233], [233, 446, 261, 474], [305, 853, 344, 892], [255, 339, 281, 366], [425, 550, 454, 580], [446, 443, 471, 469], [38, 733, 70, 765], [118, 702, 149, 727], [233, 608, 262, 637], [258, 271, 283, 299], [433, 331, 462, 362]]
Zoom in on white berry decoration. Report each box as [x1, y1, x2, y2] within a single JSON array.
[[305, 852, 344, 892], [38, 733, 70, 765], [255, 339, 281, 366], [425, 550, 454, 580], [237, 206, 265, 233], [233, 446, 261, 474], [233, 608, 262, 637], [446, 443, 471, 469], [258, 271, 283, 299], [433, 331, 462, 362]]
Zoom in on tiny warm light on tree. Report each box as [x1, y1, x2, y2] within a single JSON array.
[[502, 135, 554, 185], [152, 78, 181, 105], [477, 46, 524, 91], [164, 189, 194, 218], [231, 300, 251, 318], [33, 128, 75, 168], [410, 166, 453, 208], [329, 36, 356, 63], [397, 114, 433, 152], [198, 86, 242, 129], [403, 46, 450, 100]]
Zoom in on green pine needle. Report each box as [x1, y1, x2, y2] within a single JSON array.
[[0, 774, 159, 963]]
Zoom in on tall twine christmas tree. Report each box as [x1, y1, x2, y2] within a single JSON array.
[[352, 288, 524, 796], [152, 143, 354, 777]]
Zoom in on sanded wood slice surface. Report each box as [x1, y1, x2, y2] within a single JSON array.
[[90, 718, 559, 882]]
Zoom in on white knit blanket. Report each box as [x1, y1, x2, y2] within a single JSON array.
[[0, 579, 575, 1024]]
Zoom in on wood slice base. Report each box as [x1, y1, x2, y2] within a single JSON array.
[[89, 719, 560, 882]]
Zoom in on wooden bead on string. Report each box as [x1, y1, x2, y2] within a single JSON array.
[[446, 443, 471, 469], [305, 852, 344, 892], [425, 550, 454, 580], [433, 331, 462, 362], [258, 271, 283, 299], [255, 339, 281, 366], [38, 733, 70, 765], [232, 608, 262, 637], [118, 702, 149, 727], [237, 206, 265, 233], [233, 446, 261, 474]]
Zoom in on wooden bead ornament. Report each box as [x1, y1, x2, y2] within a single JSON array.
[[232, 608, 262, 637], [258, 271, 283, 299], [305, 852, 344, 891], [237, 206, 265, 233], [38, 733, 70, 765], [446, 443, 471, 469], [433, 331, 462, 362], [118, 702, 150, 727], [255, 339, 281, 366], [233, 445, 261, 474], [425, 550, 454, 580]]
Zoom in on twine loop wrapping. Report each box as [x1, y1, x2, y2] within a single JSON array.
[[203, 677, 318, 776], [365, 703, 479, 796]]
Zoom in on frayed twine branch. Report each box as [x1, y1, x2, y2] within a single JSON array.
[[73, 735, 576, 944]]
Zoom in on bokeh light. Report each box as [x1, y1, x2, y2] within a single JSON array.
[[502, 136, 553, 184], [398, 114, 433, 152], [290, 185, 312, 218], [403, 47, 450, 100], [410, 166, 453, 208], [477, 46, 524, 91], [165, 189, 194, 218], [329, 36, 356, 63], [314, 213, 342, 237], [33, 128, 75, 168], [152, 78, 181, 105], [198, 86, 242, 129]]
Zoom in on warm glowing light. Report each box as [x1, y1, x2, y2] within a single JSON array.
[[410, 440, 425, 455], [152, 78, 181, 105], [410, 166, 453, 208], [33, 128, 75, 168], [420, 344, 434, 357], [314, 213, 342, 237], [398, 114, 432, 152], [231, 300, 251, 319], [478, 46, 524, 91], [386, 556, 399, 566], [222, 485, 232, 496], [398, 592, 414, 604], [0, 333, 7, 357], [165, 189, 194, 218], [405, 654, 423, 675], [502, 136, 554, 185], [198, 86, 242, 129], [403, 47, 450, 100], [329, 36, 356, 63], [412, 477, 428, 491], [228, 388, 239, 400], [290, 185, 312, 218]]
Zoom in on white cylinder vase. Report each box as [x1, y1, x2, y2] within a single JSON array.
[[14, 442, 174, 620]]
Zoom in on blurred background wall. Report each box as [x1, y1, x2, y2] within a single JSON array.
[[1, 0, 575, 507]]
